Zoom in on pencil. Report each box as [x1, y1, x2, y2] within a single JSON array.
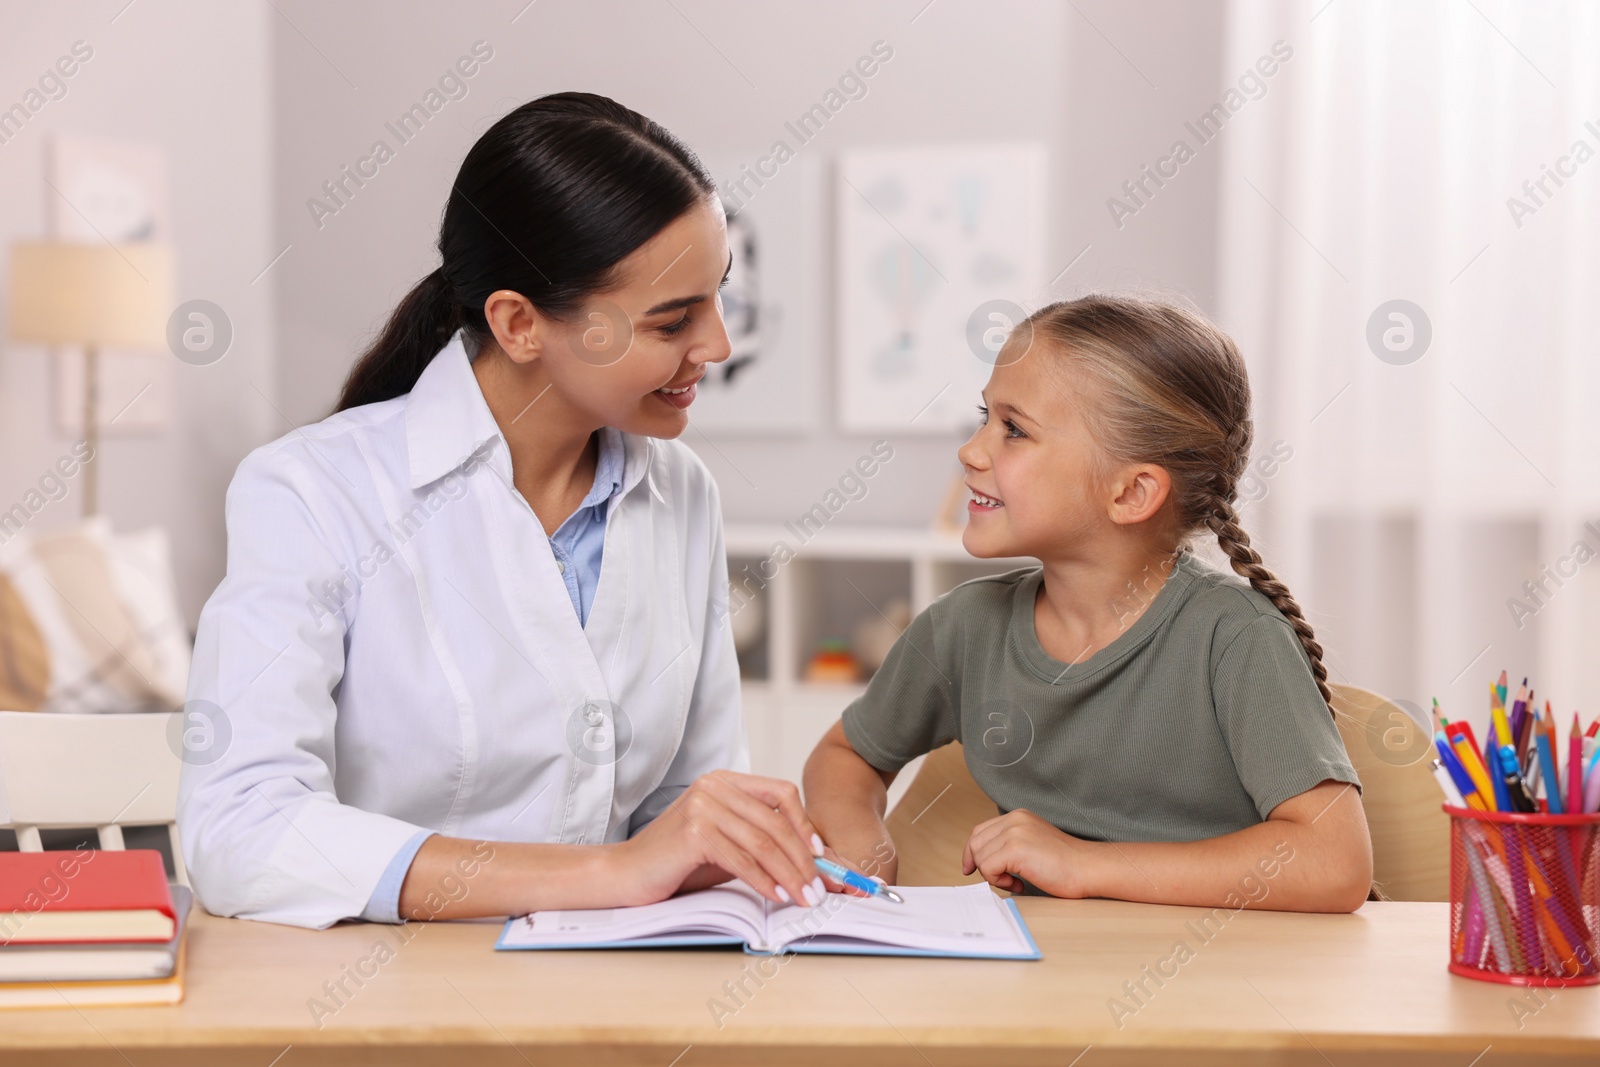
[[1451, 728, 1496, 807], [1492, 699, 1516, 751], [1537, 732, 1564, 814], [1508, 680, 1527, 756], [1463, 838, 1512, 974], [1569, 713, 1584, 816], [1583, 747, 1600, 815]]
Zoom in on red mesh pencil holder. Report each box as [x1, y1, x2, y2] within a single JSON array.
[[1446, 805, 1600, 986]]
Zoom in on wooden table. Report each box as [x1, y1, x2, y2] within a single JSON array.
[[2, 898, 1597, 1066]]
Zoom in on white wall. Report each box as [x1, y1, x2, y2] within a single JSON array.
[[0, 0, 276, 630], [271, 0, 1229, 528], [0, 1, 1230, 630]]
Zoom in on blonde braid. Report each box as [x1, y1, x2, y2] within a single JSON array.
[[1205, 498, 1334, 716], [1025, 293, 1335, 718]]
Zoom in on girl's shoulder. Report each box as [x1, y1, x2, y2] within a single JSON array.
[[1169, 552, 1302, 652], [929, 565, 1041, 620]]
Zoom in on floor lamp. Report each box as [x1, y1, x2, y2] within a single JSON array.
[[8, 242, 174, 517]]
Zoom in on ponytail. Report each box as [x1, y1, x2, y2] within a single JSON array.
[[332, 91, 714, 415], [335, 268, 462, 413]]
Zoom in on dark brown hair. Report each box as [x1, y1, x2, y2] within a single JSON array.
[[335, 92, 714, 413]]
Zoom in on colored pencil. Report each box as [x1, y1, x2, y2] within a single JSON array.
[[1570, 713, 1585, 816], [1492, 699, 1516, 752], [1450, 727, 1496, 806], [1537, 732, 1564, 814], [1583, 748, 1600, 815], [1463, 839, 1512, 973]]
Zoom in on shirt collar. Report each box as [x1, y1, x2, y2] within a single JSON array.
[[581, 427, 627, 516], [405, 328, 650, 499], [405, 329, 503, 490]]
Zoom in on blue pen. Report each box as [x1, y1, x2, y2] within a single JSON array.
[[1496, 744, 1536, 813], [814, 857, 905, 904], [1535, 733, 1564, 814], [1435, 735, 1483, 809]]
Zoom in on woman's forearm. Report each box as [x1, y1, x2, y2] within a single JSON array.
[[396, 834, 620, 920], [395, 768, 834, 919]]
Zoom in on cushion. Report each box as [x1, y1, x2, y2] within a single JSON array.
[[0, 516, 190, 713]]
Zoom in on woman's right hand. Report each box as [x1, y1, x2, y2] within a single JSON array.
[[608, 771, 828, 909]]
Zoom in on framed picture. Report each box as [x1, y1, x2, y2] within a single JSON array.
[[690, 152, 821, 432], [835, 143, 1046, 433]]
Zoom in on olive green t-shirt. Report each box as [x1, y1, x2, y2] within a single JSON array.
[[841, 552, 1360, 844]]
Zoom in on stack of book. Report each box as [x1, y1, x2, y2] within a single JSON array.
[[0, 848, 190, 1008]]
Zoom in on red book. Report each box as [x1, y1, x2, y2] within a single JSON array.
[[0, 850, 175, 945]]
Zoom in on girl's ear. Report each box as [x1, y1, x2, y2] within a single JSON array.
[[482, 289, 551, 366], [1107, 464, 1171, 526]]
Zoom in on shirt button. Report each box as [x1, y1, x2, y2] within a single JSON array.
[[556, 560, 567, 575]]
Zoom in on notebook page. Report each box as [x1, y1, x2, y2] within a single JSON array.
[[761, 884, 1030, 955], [501, 883, 767, 947]]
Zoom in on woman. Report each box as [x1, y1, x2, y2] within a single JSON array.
[[178, 93, 826, 929]]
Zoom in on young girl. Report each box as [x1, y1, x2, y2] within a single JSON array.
[[804, 295, 1372, 913]]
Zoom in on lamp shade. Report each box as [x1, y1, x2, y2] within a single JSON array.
[[8, 242, 174, 349]]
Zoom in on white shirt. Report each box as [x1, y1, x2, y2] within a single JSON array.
[[177, 329, 746, 929]]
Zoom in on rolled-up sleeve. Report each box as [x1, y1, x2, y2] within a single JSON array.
[[177, 445, 429, 929]]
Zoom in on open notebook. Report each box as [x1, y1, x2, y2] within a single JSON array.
[[495, 882, 1040, 959]]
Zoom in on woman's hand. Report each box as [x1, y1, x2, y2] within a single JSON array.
[[610, 771, 827, 908], [815, 845, 881, 897], [961, 809, 1103, 897]]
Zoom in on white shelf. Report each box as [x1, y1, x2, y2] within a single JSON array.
[[725, 522, 1009, 561], [723, 523, 1032, 789], [740, 680, 919, 811]]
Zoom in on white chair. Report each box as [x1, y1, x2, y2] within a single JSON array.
[[0, 711, 187, 886]]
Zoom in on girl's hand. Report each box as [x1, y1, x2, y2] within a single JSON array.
[[961, 809, 1102, 897], [612, 771, 826, 908]]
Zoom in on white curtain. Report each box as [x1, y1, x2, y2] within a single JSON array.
[[1218, 0, 1600, 736]]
